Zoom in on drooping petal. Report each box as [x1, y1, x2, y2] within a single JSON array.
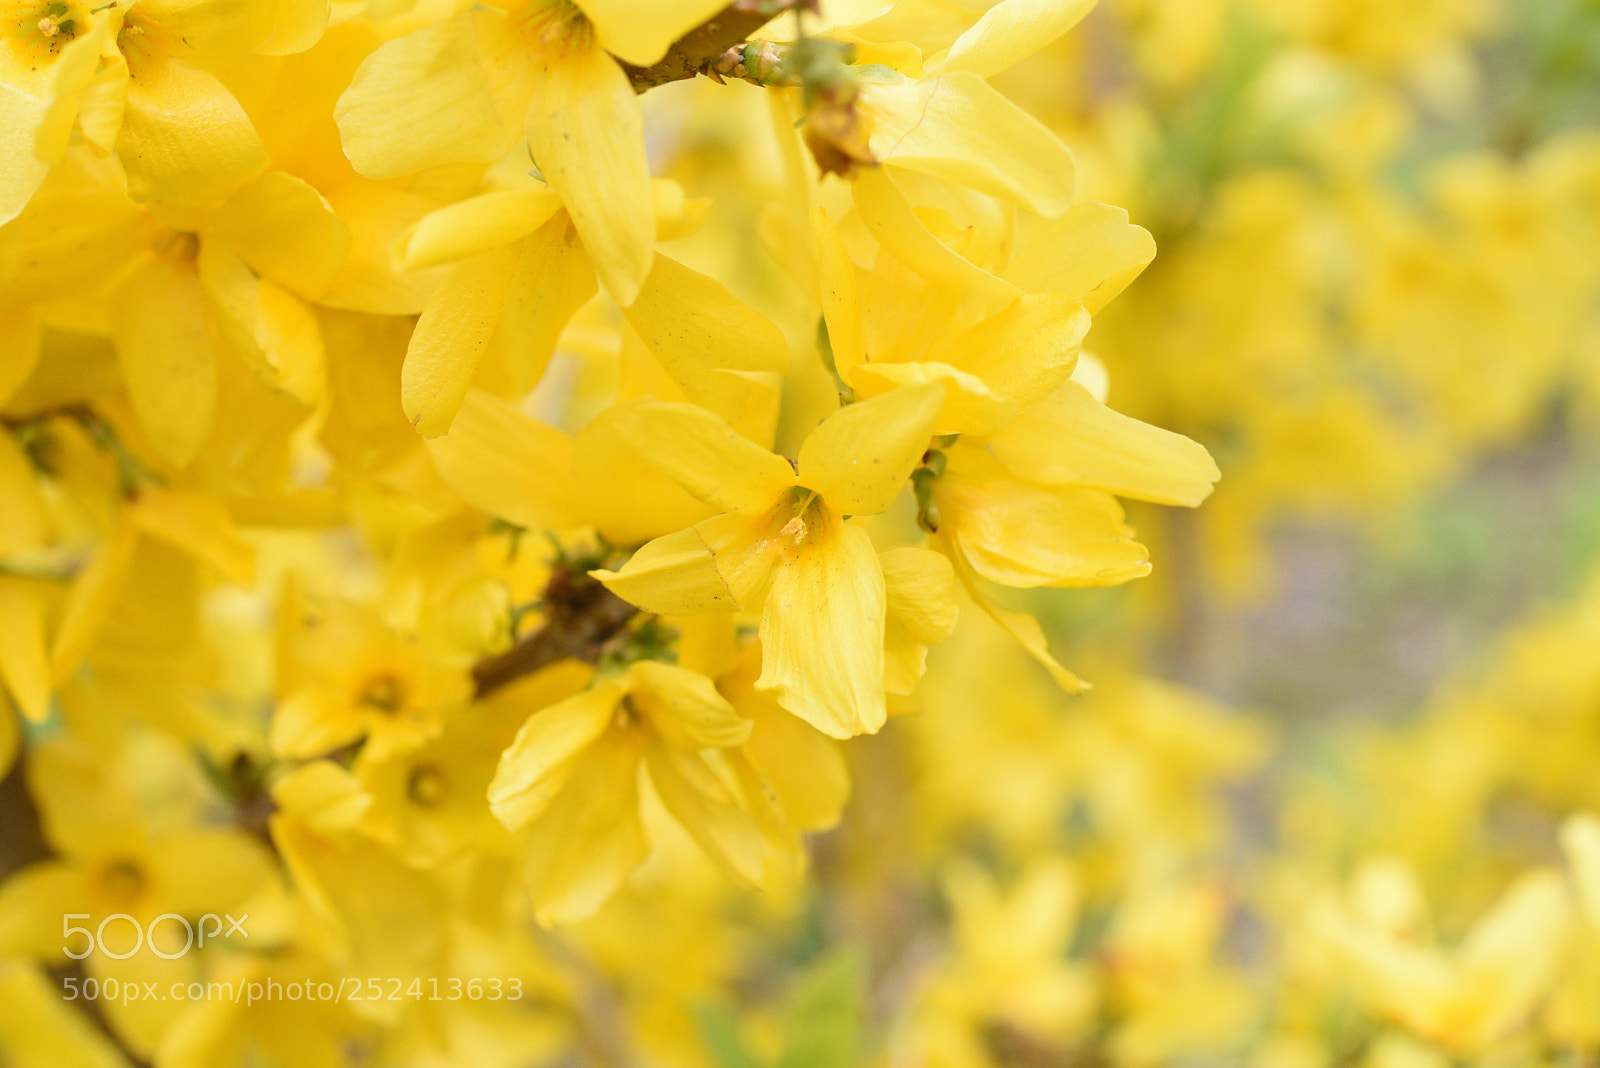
[[424, 389, 578, 531], [930, 0, 1095, 79], [208, 170, 352, 299], [117, 57, 269, 208], [810, 207, 866, 374], [1007, 202, 1157, 314], [0, 575, 52, 723], [591, 511, 774, 615], [486, 214, 597, 392], [527, 37, 652, 305], [733, 678, 849, 832], [621, 253, 791, 417], [627, 660, 750, 750], [757, 514, 887, 738], [881, 546, 958, 694], [578, 0, 730, 67], [989, 380, 1221, 506], [797, 381, 942, 516], [643, 739, 765, 883], [944, 475, 1150, 589], [852, 165, 1020, 306], [617, 401, 795, 515], [941, 533, 1088, 693], [390, 188, 563, 272], [109, 249, 220, 467], [400, 242, 521, 438], [520, 727, 647, 926], [860, 74, 1074, 216], [487, 682, 621, 831], [334, 10, 520, 180]]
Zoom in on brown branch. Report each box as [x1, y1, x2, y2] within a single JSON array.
[[472, 565, 638, 699], [616, 2, 797, 92]]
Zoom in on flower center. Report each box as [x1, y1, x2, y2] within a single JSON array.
[[99, 858, 146, 904], [406, 764, 448, 807], [358, 672, 408, 714]]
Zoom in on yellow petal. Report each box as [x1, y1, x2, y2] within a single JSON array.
[[846, 360, 1016, 435], [932, 292, 1089, 409], [757, 515, 887, 738], [591, 516, 756, 615], [135, 0, 278, 64], [621, 254, 791, 415], [627, 660, 750, 749], [942, 468, 1150, 588], [0, 86, 51, 225], [252, 278, 326, 404], [269, 760, 371, 834], [852, 165, 1020, 306], [643, 738, 765, 883], [199, 238, 328, 404], [51, 517, 139, 680], [486, 214, 597, 392], [811, 207, 866, 374], [32, 15, 112, 165], [1007, 202, 1157, 313], [1562, 813, 1600, 932], [735, 682, 849, 831], [798, 381, 942, 516], [578, 0, 730, 67], [257, 0, 329, 55], [0, 575, 52, 723], [0, 308, 42, 406], [209, 170, 352, 299], [334, 10, 520, 180], [110, 249, 219, 467], [0, 959, 127, 1068], [569, 399, 715, 545], [319, 184, 444, 315], [391, 188, 564, 272], [118, 57, 269, 208], [269, 688, 364, 758], [132, 484, 257, 587], [424, 389, 578, 530], [931, 0, 1095, 79], [527, 38, 652, 305], [860, 74, 1074, 216], [1455, 870, 1571, 1043], [942, 534, 1088, 693], [75, 52, 127, 155], [617, 401, 795, 515], [881, 546, 957, 694], [521, 727, 647, 925], [0, 431, 49, 556], [488, 681, 621, 831], [989, 380, 1221, 506], [400, 242, 521, 438]]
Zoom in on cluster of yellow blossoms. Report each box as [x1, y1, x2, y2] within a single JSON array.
[[2, 0, 1599, 1065]]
